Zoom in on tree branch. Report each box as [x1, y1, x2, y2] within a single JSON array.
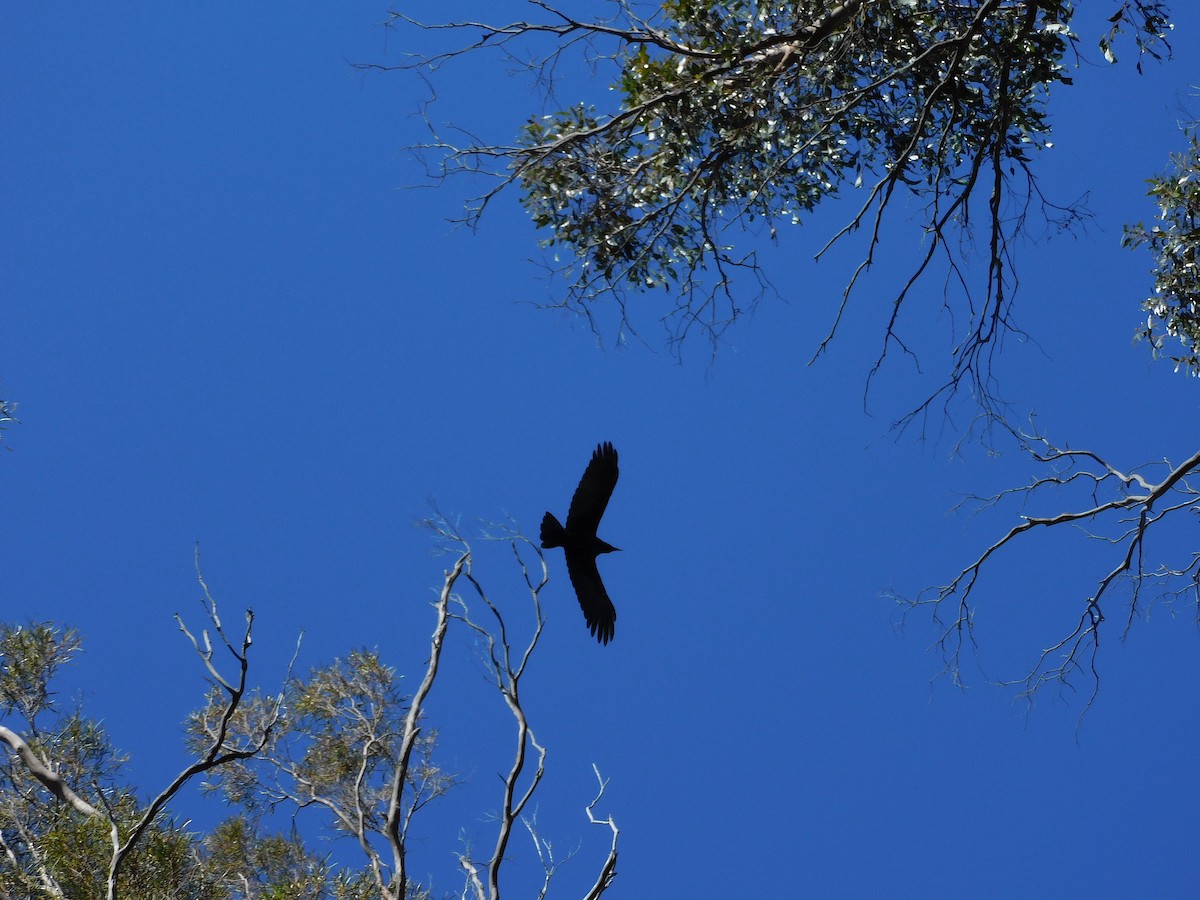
[[898, 423, 1200, 713], [383, 0, 1091, 419], [582, 765, 619, 900], [0, 725, 98, 817], [385, 547, 466, 899], [107, 561, 283, 899]]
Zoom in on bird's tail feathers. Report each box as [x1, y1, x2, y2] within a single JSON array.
[[539, 512, 566, 549]]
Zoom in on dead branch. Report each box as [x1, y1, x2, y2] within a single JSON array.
[[899, 423, 1200, 713], [451, 530, 549, 900], [582, 765, 619, 900], [386, 546, 467, 899]]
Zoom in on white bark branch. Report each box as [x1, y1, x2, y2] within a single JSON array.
[[900, 425, 1200, 712], [0, 725, 98, 817], [386, 548, 467, 899]]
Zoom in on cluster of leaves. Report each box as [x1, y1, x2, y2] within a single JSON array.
[[513, 0, 1079, 342], [1125, 129, 1200, 376], [1100, 0, 1173, 67], [397, 0, 1173, 418], [1, 624, 208, 898]]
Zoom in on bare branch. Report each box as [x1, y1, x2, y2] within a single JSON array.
[[898, 421, 1200, 713], [451, 532, 550, 900], [107, 568, 283, 899], [521, 809, 575, 900], [582, 765, 619, 900], [386, 548, 467, 899]]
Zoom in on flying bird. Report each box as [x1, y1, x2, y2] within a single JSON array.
[[540, 441, 620, 644]]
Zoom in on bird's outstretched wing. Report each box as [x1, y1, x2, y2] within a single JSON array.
[[565, 441, 619, 536], [563, 550, 617, 645]]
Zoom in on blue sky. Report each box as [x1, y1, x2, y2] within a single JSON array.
[[3, 3, 1200, 897]]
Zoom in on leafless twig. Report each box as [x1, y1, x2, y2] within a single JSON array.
[[105, 553, 284, 899], [898, 421, 1200, 716]]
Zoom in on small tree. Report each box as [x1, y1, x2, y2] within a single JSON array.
[[0, 525, 619, 899]]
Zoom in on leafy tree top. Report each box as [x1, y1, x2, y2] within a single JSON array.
[[1126, 129, 1200, 376], [396, 0, 1172, 418]]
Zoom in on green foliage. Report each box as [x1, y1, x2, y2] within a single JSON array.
[[194, 648, 451, 845], [292, 649, 404, 794], [0, 621, 82, 728], [1, 680, 218, 898], [408, 0, 1168, 406], [203, 816, 335, 899], [513, 0, 1085, 334], [1099, 0, 1172, 66], [1125, 129, 1200, 376], [32, 796, 223, 900], [184, 647, 455, 899], [1, 626, 450, 899]]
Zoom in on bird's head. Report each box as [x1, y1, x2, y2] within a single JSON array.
[[596, 539, 620, 555]]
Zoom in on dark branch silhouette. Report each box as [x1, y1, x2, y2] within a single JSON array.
[[540, 442, 621, 644]]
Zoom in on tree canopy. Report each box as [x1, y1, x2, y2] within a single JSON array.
[[0, 529, 619, 900], [395, 0, 1172, 414]]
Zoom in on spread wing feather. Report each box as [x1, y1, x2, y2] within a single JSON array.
[[563, 549, 617, 645], [565, 441, 619, 536]]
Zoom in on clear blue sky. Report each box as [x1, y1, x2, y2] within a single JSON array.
[[3, 3, 1199, 897]]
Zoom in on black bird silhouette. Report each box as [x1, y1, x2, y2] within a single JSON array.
[[540, 441, 620, 644]]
